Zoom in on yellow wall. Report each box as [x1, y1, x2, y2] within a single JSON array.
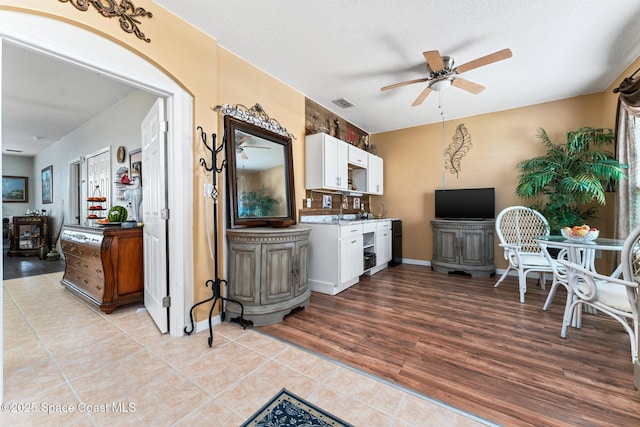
[[4, 1, 638, 313], [371, 93, 611, 267]]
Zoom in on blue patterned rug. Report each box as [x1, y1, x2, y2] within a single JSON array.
[[241, 388, 353, 427]]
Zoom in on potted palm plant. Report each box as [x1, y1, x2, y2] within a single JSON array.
[[515, 127, 626, 234], [239, 187, 279, 217]]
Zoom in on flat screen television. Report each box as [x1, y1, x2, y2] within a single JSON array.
[[435, 188, 495, 220]]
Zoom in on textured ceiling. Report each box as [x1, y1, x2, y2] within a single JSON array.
[[2, 41, 134, 157], [155, 0, 640, 133], [3, 1, 640, 157]]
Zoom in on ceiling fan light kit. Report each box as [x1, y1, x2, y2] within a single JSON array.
[[381, 48, 512, 106], [430, 78, 453, 92]]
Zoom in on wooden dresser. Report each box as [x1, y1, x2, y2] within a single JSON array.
[[60, 225, 143, 314]]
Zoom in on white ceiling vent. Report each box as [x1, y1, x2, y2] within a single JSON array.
[[331, 97, 355, 109]]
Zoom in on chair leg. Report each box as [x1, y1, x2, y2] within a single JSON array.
[[561, 299, 578, 338], [538, 273, 546, 291], [632, 319, 638, 363], [494, 266, 512, 288], [518, 270, 527, 303], [543, 278, 567, 311], [543, 282, 559, 311]]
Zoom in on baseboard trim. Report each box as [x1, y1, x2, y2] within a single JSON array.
[[193, 314, 222, 334]]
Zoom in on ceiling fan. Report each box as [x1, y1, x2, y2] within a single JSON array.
[[236, 136, 271, 160], [381, 48, 513, 106]]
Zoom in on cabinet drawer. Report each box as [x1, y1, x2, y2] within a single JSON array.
[[363, 222, 376, 233], [63, 266, 105, 301], [376, 221, 391, 231], [348, 145, 368, 168], [340, 224, 363, 237], [63, 252, 103, 276], [60, 241, 102, 260]]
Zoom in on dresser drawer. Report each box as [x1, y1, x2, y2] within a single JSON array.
[[64, 252, 104, 277], [63, 266, 105, 301]]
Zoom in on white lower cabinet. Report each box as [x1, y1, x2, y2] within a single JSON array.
[[306, 219, 393, 294], [365, 220, 391, 275], [306, 223, 363, 295], [340, 231, 364, 284]]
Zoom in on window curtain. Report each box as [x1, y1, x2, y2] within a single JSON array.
[[614, 68, 640, 238]]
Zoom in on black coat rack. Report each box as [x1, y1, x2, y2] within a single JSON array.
[[184, 127, 245, 347]]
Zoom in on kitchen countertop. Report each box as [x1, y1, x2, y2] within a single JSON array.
[[299, 215, 400, 225]]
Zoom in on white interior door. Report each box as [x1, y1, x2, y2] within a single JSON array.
[[142, 97, 169, 333], [85, 148, 111, 224]]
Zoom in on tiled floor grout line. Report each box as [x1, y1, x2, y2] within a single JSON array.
[[4, 282, 101, 426], [4, 272, 495, 426]]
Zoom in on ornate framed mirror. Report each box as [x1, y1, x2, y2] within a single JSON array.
[[223, 110, 296, 228]]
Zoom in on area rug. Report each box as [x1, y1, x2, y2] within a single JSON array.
[[241, 388, 353, 427]]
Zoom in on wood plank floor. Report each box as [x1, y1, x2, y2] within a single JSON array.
[[259, 264, 640, 427]]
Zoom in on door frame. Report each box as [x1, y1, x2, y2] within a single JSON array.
[[0, 11, 194, 338], [68, 158, 82, 225]]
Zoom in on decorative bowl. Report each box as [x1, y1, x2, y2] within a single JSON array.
[[560, 228, 599, 242]]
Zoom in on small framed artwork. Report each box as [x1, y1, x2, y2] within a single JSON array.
[[116, 146, 126, 163], [41, 165, 53, 204], [322, 194, 332, 209], [353, 198, 360, 209], [2, 176, 28, 203], [129, 148, 142, 185]]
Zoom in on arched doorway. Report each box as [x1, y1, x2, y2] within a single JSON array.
[[0, 10, 193, 337]]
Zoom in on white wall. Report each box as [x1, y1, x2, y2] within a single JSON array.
[[32, 90, 157, 229], [1, 155, 33, 217]]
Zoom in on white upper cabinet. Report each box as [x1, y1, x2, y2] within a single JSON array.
[[352, 152, 384, 195], [367, 153, 384, 195], [348, 144, 368, 168], [305, 133, 349, 191], [306, 133, 383, 195]]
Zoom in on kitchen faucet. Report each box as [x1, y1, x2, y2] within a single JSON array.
[[338, 193, 346, 220]]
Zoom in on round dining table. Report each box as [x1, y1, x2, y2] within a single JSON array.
[[535, 235, 626, 331]]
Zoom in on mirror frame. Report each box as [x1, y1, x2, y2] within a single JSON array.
[[224, 115, 297, 228]]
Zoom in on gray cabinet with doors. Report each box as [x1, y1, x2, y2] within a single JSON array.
[[431, 219, 495, 278], [226, 226, 311, 326]]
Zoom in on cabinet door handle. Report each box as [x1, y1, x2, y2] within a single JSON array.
[[291, 254, 298, 283]]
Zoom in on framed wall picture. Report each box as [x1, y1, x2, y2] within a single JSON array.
[[41, 165, 53, 204], [129, 148, 142, 185], [322, 194, 332, 209], [2, 176, 28, 203]]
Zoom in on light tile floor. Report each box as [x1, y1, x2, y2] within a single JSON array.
[[2, 272, 495, 426]]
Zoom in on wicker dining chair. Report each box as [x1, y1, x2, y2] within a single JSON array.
[[556, 224, 640, 363], [494, 206, 554, 303]]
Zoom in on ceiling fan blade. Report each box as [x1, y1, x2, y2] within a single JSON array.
[[412, 86, 432, 106], [237, 136, 250, 146], [423, 50, 444, 71], [381, 78, 428, 91], [452, 77, 485, 94], [240, 150, 248, 160], [454, 48, 512, 74]]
